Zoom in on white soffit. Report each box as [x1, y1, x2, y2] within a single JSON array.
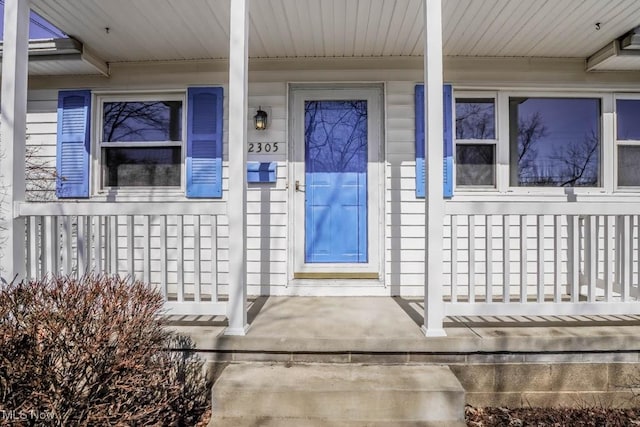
[[29, 0, 640, 63]]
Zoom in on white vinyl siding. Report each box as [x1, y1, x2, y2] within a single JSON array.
[[245, 82, 288, 294], [26, 90, 58, 201], [385, 82, 427, 293]]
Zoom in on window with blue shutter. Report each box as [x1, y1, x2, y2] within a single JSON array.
[[56, 90, 91, 198], [186, 87, 223, 198], [415, 84, 453, 198]]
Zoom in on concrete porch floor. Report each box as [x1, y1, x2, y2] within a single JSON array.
[[168, 297, 640, 356]]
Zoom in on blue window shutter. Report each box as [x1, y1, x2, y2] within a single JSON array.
[[415, 85, 426, 198], [443, 84, 454, 198], [56, 90, 91, 198], [414, 84, 454, 198], [186, 87, 223, 198]]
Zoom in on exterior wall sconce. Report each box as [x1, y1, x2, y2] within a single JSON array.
[[254, 106, 268, 130]]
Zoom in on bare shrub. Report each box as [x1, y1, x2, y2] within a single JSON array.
[[0, 274, 208, 426]]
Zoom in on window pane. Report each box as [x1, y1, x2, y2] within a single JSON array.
[[618, 146, 640, 187], [456, 144, 495, 187], [103, 101, 182, 142], [617, 99, 640, 140], [509, 97, 600, 187], [456, 98, 495, 139], [103, 147, 181, 187], [305, 100, 368, 173]]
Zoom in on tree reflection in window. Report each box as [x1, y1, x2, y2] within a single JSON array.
[[103, 101, 182, 142], [305, 101, 367, 173], [510, 98, 600, 187], [456, 98, 495, 139]]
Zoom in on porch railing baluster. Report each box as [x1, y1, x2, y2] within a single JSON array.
[[26, 217, 37, 280], [93, 216, 102, 274], [110, 216, 118, 274], [211, 215, 218, 303], [569, 215, 580, 302], [43, 216, 56, 276], [143, 216, 151, 285], [519, 215, 527, 303], [636, 215, 640, 300], [588, 216, 598, 302], [127, 215, 135, 280], [177, 215, 184, 302], [503, 215, 510, 303], [61, 216, 71, 275], [553, 215, 562, 303], [485, 215, 493, 303], [194, 215, 201, 303], [77, 215, 88, 276], [468, 215, 475, 303], [450, 215, 458, 303], [604, 216, 614, 302], [160, 215, 168, 299], [623, 215, 632, 301], [584, 216, 592, 298], [536, 215, 544, 303]]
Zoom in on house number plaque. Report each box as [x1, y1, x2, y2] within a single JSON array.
[[248, 142, 280, 153]]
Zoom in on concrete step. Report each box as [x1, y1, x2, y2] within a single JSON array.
[[212, 363, 465, 424]]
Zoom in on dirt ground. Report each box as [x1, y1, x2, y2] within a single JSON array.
[[466, 406, 640, 426]]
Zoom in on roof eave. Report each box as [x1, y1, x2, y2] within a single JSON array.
[[0, 37, 109, 76]]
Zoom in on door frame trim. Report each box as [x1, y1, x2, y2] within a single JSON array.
[[287, 83, 385, 282]]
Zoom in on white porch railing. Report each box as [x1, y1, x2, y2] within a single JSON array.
[[17, 202, 227, 317], [444, 202, 640, 317], [15, 201, 640, 322]]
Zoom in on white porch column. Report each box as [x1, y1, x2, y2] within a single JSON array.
[[0, 0, 30, 284], [225, 0, 250, 335], [422, 0, 446, 337]]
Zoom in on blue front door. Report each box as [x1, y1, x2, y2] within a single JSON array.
[[304, 100, 368, 263]]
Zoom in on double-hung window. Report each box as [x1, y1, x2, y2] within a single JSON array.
[[98, 94, 184, 189], [455, 94, 497, 188], [616, 97, 640, 188]]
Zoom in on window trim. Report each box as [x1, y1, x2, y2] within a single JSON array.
[[94, 92, 187, 195], [453, 90, 499, 191]]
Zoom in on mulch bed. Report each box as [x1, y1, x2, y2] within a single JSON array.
[[466, 405, 640, 426], [197, 405, 640, 426], [195, 408, 212, 426]]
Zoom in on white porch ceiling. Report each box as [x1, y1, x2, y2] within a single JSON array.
[[29, 0, 640, 65]]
